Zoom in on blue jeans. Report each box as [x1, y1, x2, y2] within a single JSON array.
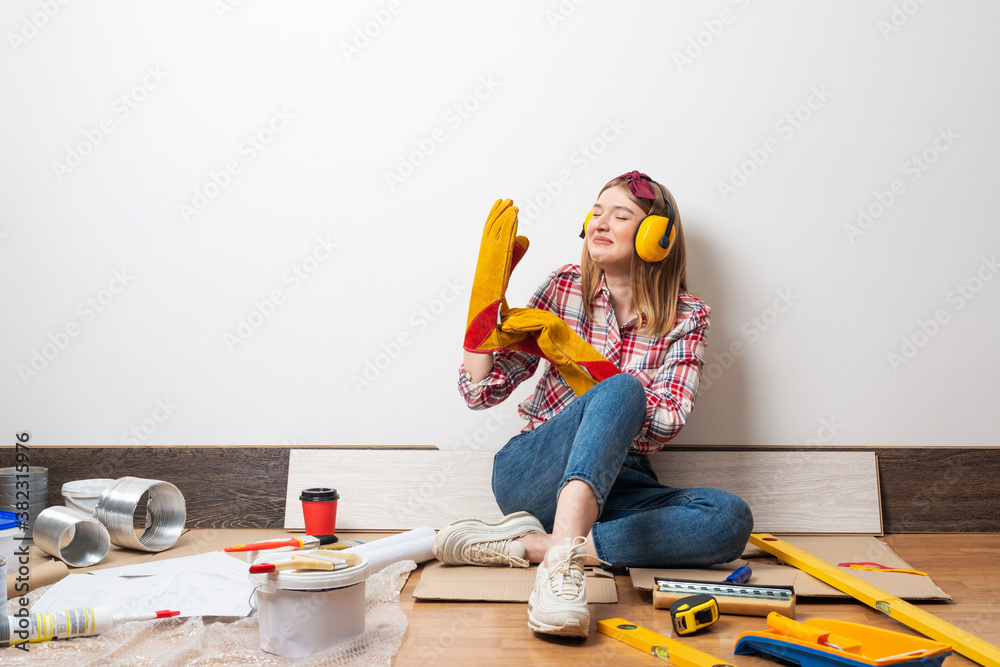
[[491, 373, 753, 568]]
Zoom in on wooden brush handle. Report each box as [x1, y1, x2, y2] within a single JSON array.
[[288, 556, 336, 571]]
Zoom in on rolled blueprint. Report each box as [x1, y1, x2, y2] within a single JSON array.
[[341, 526, 435, 573]]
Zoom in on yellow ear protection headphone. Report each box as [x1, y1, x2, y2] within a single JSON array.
[[579, 180, 677, 263]]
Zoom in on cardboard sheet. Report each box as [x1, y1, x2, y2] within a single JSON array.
[[630, 536, 951, 601], [414, 560, 617, 603]]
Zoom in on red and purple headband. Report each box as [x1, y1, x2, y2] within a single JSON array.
[[615, 171, 657, 200]]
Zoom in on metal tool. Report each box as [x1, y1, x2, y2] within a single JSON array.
[[655, 577, 794, 601]]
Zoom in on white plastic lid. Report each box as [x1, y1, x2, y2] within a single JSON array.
[[62, 479, 116, 497], [249, 551, 370, 593], [62, 479, 116, 514]]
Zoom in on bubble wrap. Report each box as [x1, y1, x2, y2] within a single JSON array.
[[2, 560, 416, 666]]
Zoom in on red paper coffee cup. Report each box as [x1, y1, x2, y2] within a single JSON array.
[[300, 487, 339, 535]]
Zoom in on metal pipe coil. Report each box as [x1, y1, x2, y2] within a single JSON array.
[[94, 476, 186, 552], [32, 505, 111, 567]]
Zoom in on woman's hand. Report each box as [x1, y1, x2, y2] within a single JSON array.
[[464, 198, 528, 352]]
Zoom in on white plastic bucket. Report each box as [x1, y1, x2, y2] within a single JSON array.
[[61, 479, 115, 514], [250, 552, 369, 658]]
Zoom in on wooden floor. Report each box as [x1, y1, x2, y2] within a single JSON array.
[[394, 534, 1000, 666]]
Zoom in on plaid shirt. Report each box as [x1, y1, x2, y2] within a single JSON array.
[[458, 264, 710, 454]]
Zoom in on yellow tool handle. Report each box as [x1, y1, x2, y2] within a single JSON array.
[[288, 555, 337, 570], [766, 613, 861, 653], [767, 612, 823, 641], [750, 534, 1000, 667]]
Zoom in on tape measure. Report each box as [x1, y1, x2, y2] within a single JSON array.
[[597, 618, 736, 667], [669, 594, 719, 635], [749, 533, 1000, 667]]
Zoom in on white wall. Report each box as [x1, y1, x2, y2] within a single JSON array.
[[2, 1, 998, 448]]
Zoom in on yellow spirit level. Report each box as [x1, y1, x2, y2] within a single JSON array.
[[598, 618, 737, 667]]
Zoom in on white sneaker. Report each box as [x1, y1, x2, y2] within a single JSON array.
[[527, 536, 608, 638], [432, 511, 545, 567]]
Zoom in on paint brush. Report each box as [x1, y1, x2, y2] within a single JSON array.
[[225, 534, 338, 552], [249, 554, 346, 574]]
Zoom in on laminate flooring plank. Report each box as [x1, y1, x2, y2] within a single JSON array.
[[285, 449, 881, 533], [285, 449, 504, 531], [651, 451, 882, 534]]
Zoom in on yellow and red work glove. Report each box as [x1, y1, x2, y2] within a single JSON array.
[[463, 198, 621, 396], [463, 198, 529, 353], [500, 308, 621, 396]]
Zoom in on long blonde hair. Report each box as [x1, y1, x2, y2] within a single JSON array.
[[580, 177, 688, 337]]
